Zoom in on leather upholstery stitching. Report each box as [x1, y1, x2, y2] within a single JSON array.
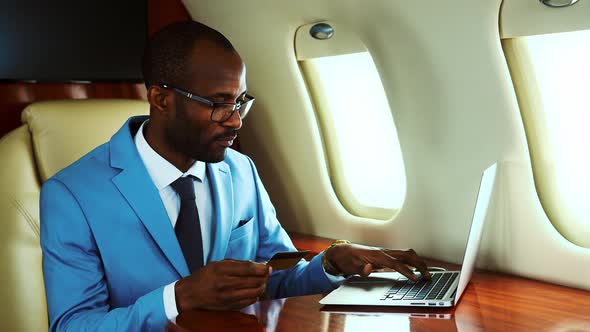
[[11, 195, 40, 238]]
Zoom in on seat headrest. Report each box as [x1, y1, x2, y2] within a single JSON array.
[[21, 99, 149, 181]]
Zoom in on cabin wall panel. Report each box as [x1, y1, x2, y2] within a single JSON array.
[[501, 0, 590, 38], [184, 0, 590, 290]]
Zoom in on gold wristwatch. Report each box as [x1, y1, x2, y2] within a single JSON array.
[[322, 240, 351, 276]]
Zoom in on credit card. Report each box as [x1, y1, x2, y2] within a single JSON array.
[[267, 250, 310, 271]]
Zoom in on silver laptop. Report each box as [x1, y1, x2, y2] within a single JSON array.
[[320, 163, 497, 308]]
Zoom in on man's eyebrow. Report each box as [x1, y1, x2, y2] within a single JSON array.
[[208, 91, 247, 101]]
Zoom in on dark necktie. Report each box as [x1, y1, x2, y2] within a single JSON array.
[[171, 176, 204, 273]]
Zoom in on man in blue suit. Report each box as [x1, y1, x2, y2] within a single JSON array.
[[41, 21, 430, 331]]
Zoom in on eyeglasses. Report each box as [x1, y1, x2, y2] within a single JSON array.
[[160, 83, 255, 123]]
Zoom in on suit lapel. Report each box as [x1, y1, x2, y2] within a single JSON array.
[[207, 162, 234, 262], [110, 117, 189, 277]]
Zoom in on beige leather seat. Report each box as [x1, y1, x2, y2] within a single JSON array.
[[0, 99, 149, 331]]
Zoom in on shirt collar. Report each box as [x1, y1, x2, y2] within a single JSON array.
[[134, 120, 206, 191]]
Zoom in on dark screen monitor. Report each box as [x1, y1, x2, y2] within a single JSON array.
[[0, 0, 146, 82]]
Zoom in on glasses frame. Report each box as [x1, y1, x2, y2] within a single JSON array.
[[159, 83, 255, 123]]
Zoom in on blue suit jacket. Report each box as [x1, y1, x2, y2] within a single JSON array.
[[40, 116, 335, 331]]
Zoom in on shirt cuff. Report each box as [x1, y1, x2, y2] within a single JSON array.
[[163, 280, 179, 321]]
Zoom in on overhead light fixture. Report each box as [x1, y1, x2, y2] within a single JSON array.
[[310, 23, 334, 40], [540, 0, 580, 8]]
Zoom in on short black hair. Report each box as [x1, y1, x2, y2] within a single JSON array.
[[142, 20, 236, 89]]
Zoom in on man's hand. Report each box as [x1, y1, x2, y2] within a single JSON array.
[[325, 243, 431, 281], [174, 259, 271, 312]]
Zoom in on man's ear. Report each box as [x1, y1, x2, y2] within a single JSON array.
[[147, 85, 172, 116]]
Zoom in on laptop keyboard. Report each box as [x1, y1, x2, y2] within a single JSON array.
[[379, 271, 459, 301]]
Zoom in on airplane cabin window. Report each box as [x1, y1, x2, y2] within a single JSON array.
[[300, 52, 406, 220], [502, 29, 590, 248]]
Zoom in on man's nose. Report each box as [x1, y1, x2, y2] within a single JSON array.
[[223, 110, 242, 130]]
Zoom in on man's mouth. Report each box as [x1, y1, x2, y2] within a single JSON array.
[[216, 135, 237, 147]]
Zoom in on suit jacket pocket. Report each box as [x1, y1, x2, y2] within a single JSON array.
[[226, 217, 256, 260], [229, 216, 255, 242]]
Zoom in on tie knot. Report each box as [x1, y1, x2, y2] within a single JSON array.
[[171, 176, 195, 200]]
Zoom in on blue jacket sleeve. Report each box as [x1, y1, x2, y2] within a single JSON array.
[[40, 179, 168, 332], [245, 157, 341, 298]]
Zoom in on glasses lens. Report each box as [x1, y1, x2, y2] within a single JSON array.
[[211, 104, 236, 122], [238, 99, 254, 119]]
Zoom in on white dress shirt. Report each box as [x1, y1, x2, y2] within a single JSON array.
[[134, 120, 212, 320]]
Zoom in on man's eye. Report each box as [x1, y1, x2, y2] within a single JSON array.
[[236, 94, 247, 103]]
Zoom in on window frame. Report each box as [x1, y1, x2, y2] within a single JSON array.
[[502, 32, 590, 248], [298, 52, 405, 220]]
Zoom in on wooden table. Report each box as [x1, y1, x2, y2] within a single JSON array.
[[168, 233, 590, 332]]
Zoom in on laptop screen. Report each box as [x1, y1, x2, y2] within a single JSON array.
[[455, 163, 497, 301]]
